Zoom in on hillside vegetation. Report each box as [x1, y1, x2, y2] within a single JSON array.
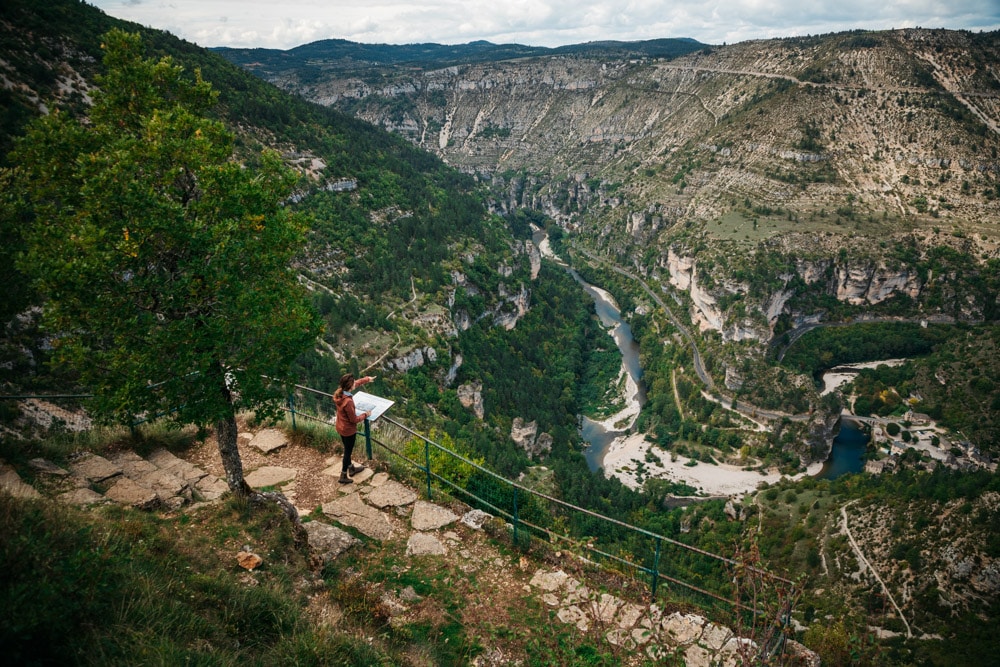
[[241, 29, 1000, 449]]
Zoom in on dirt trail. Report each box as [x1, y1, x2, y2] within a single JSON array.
[[840, 499, 913, 638]]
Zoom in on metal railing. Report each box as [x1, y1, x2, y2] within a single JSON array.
[[3, 381, 797, 642], [284, 383, 797, 623]]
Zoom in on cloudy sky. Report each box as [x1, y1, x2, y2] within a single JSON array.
[[89, 0, 1000, 50]]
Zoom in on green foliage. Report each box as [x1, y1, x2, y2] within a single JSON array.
[[803, 620, 879, 666], [842, 325, 1000, 450], [783, 322, 951, 378], [9, 30, 321, 430], [456, 263, 603, 447], [403, 430, 483, 490]]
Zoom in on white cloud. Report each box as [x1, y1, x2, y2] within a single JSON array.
[[89, 0, 1000, 49]]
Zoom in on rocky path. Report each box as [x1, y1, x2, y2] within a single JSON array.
[[2, 425, 817, 666]]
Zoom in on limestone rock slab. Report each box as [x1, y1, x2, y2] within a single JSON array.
[[245, 466, 297, 488], [616, 602, 645, 629], [683, 644, 714, 667], [368, 471, 390, 487], [365, 480, 417, 508], [109, 451, 158, 478], [529, 569, 568, 592], [562, 578, 590, 605], [661, 612, 705, 645], [145, 449, 207, 483], [605, 627, 635, 649], [0, 464, 41, 499], [557, 604, 589, 632], [69, 453, 122, 483], [461, 509, 493, 530], [632, 626, 656, 645], [249, 428, 288, 454], [195, 475, 230, 501], [104, 477, 159, 510], [410, 501, 459, 531], [146, 448, 186, 470], [591, 593, 621, 624], [699, 622, 732, 651], [303, 520, 360, 561], [28, 458, 69, 476], [58, 488, 106, 506], [136, 469, 189, 501], [322, 492, 394, 541], [323, 458, 375, 484]]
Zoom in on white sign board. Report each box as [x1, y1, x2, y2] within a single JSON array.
[[352, 391, 395, 422]]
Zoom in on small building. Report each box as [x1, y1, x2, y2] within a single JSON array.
[[865, 460, 888, 475]]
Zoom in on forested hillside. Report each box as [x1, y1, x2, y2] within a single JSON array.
[[0, 0, 644, 531]]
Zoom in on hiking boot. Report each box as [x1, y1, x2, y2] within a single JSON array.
[[338, 472, 353, 484], [349, 463, 366, 476]]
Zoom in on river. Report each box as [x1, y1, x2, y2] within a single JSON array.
[[537, 230, 862, 485], [532, 230, 646, 471], [820, 419, 869, 479], [571, 268, 648, 470]]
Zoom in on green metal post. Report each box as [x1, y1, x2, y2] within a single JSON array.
[[651, 537, 662, 600], [424, 439, 432, 499], [363, 418, 372, 459], [513, 485, 520, 546], [288, 394, 296, 430]]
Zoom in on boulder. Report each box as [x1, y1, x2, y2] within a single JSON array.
[[303, 520, 360, 561]]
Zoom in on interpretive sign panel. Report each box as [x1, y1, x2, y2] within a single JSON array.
[[352, 391, 394, 422]]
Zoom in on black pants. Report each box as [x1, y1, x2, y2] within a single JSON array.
[[341, 433, 356, 473]]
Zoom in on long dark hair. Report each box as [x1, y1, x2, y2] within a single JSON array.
[[334, 373, 354, 399]]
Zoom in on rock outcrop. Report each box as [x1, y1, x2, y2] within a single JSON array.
[[386, 346, 438, 372], [510, 417, 552, 458], [457, 381, 485, 420]]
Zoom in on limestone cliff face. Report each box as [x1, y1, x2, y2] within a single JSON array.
[[260, 30, 1000, 241], [663, 245, 942, 343], [664, 249, 771, 342], [387, 346, 438, 372], [835, 264, 922, 305], [493, 283, 532, 330], [446, 240, 539, 339], [805, 412, 841, 467]]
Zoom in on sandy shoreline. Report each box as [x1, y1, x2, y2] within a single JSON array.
[[820, 358, 908, 395], [592, 367, 642, 431], [603, 432, 824, 497]]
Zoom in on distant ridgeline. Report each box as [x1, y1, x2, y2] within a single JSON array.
[[212, 37, 707, 79]]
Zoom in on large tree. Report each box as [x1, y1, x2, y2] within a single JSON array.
[[8, 30, 321, 497]]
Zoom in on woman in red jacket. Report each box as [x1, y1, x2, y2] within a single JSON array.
[[333, 372, 375, 484]]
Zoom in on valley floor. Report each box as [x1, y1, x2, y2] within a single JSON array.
[[603, 432, 824, 497]]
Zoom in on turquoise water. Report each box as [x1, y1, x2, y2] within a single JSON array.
[[820, 419, 869, 479]]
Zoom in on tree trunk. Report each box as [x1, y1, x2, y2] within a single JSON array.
[[216, 411, 252, 498]]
